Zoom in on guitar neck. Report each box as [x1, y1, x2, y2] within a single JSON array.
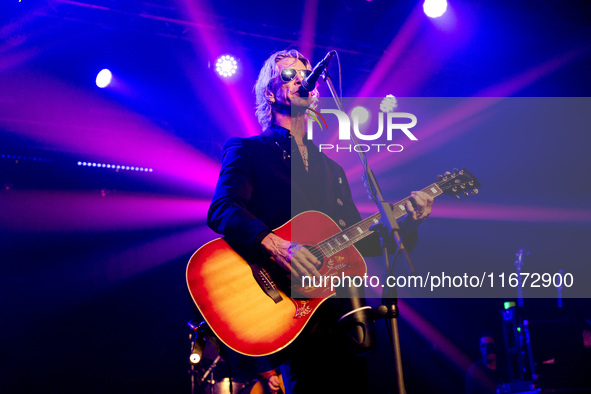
[[316, 182, 444, 258]]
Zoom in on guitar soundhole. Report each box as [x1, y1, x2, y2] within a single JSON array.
[[304, 245, 324, 270]]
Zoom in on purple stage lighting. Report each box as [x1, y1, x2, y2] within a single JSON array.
[[215, 55, 237, 78], [96, 69, 112, 88], [423, 0, 447, 18]]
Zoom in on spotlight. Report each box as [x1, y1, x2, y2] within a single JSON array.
[[96, 69, 113, 88], [215, 55, 238, 78], [423, 0, 447, 18]]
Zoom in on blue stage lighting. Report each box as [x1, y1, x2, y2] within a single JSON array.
[[215, 55, 238, 78], [96, 69, 113, 88], [423, 0, 447, 18]]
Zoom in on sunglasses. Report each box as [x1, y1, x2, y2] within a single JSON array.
[[279, 68, 312, 83]]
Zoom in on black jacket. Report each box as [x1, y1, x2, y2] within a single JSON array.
[[207, 124, 415, 258]]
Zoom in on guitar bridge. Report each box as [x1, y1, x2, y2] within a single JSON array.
[[251, 264, 283, 304]]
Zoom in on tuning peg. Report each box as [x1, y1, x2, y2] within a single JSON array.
[[452, 186, 458, 192], [463, 191, 470, 197], [437, 174, 443, 181], [444, 171, 451, 176], [472, 189, 479, 195], [455, 195, 461, 200], [460, 184, 465, 189]]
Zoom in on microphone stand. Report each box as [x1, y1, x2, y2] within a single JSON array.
[[321, 69, 413, 394]]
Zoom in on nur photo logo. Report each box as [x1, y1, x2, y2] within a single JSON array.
[[304, 97, 419, 153]]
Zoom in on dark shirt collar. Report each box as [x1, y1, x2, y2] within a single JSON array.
[[267, 123, 314, 150], [270, 123, 291, 140]]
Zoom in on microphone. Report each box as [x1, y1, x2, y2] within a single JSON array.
[[189, 333, 206, 364], [187, 320, 207, 364], [300, 50, 336, 92]]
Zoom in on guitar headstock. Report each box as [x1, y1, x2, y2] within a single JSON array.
[[436, 168, 480, 199]]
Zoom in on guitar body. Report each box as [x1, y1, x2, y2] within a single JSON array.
[[187, 168, 480, 357], [186, 210, 367, 357]]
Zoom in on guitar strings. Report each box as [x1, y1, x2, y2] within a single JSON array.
[[299, 187, 441, 264]]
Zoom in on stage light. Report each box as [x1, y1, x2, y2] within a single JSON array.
[[96, 69, 113, 88], [77, 160, 153, 172], [423, 0, 447, 18], [215, 55, 238, 78], [1, 153, 51, 163]]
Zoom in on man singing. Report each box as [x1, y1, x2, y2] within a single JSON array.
[[207, 49, 433, 393]]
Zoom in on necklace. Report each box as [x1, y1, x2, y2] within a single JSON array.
[[298, 144, 309, 171]]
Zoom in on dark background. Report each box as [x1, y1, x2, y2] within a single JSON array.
[[2, 0, 591, 392]]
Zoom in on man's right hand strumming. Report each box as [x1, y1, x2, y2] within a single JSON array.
[[261, 232, 322, 281]]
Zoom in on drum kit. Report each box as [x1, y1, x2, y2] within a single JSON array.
[[194, 354, 264, 394]]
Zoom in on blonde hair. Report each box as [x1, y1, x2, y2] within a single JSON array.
[[254, 49, 318, 129]]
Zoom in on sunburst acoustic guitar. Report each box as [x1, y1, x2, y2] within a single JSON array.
[[187, 168, 480, 357]]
